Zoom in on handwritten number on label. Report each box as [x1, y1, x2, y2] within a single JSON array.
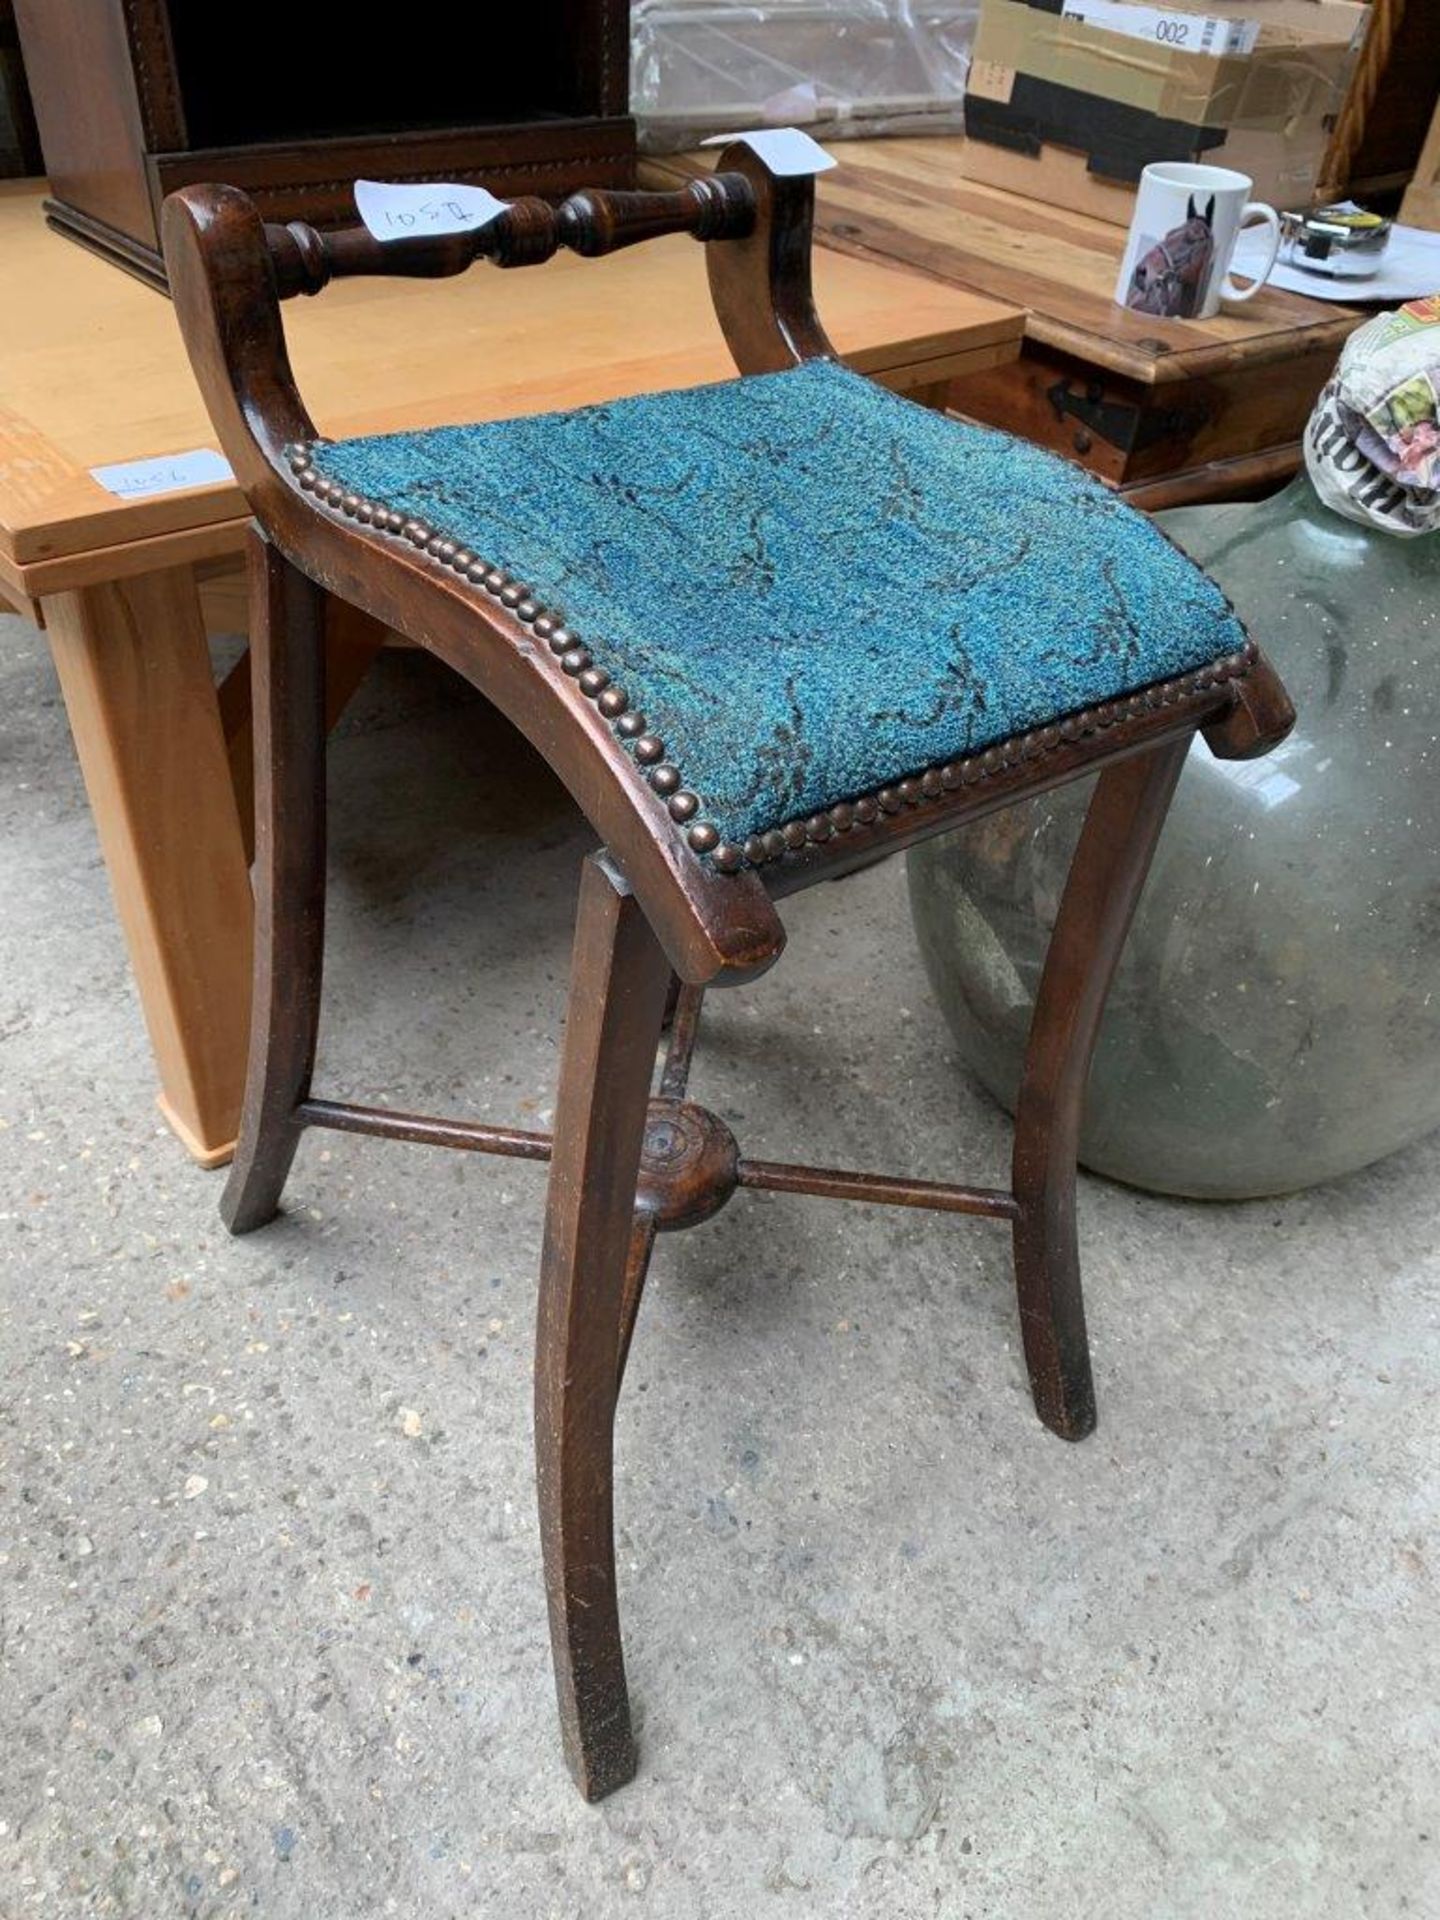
[[354, 179, 511, 242], [90, 448, 234, 499]]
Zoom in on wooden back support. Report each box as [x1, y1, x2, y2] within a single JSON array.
[[264, 175, 759, 296], [161, 142, 836, 491]]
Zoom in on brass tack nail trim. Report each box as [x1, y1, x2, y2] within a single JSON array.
[[288, 442, 738, 873], [731, 642, 1259, 873]]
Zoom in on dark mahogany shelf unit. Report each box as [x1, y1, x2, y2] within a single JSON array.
[[15, 0, 634, 289]]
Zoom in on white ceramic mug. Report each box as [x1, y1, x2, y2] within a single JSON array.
[[1114, 162, 1282, 321]]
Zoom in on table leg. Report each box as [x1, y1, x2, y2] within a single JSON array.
[[42, 565, 253, 1168]]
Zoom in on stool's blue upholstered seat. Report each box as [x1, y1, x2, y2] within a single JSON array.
[[310, 360, 1246, 850]]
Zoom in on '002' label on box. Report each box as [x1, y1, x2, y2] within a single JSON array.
[[1060, 1, 1260, 57]]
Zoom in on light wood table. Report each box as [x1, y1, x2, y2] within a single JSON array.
[[0, 177, 1023, 1167]]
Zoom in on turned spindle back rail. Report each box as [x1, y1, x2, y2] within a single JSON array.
[[264, 175, 759, 298]]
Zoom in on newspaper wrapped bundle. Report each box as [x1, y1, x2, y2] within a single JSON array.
[[1304, 295, 1440, 536]]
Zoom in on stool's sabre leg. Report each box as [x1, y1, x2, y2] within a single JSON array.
[[1010, 735, 1190, 1441], [612, 980, 708, 1390], [658, 982, 705, 1097], [536, 853, 673, 1801], [222, 531, 328, 1235], [616, 1212, 660, 1392]]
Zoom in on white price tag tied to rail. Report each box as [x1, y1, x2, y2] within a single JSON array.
[[90, 447, 234, 499], [1061, 1, 1261, 56], [355, 178, 511, 243], [699, 127, 837, 176]]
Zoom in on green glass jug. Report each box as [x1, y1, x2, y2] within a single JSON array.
[[909, 469, 1440, 1197]]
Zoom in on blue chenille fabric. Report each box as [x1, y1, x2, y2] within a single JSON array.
[[314, 360, 1246, 846]]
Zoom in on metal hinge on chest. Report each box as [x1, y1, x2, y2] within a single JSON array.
[[1046, 379, 1209, 456]]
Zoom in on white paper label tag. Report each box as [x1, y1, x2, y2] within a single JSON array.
[[354, 178, 511, 242], [1061, 1, 1260, 57], [90, 447, 234, 499], [699, 126, 837, 176]]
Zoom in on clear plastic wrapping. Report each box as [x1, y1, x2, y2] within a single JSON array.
[[631, 0, 979, 151]]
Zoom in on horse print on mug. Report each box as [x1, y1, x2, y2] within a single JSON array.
[[1114, 164, 1281, 322], [1124, 195, 1215, 319]]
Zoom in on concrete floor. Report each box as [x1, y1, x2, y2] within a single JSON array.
[[2, 622, 1437, 1920]]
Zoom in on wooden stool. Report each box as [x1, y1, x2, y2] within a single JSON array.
[[163, 147, 1294, 1801]]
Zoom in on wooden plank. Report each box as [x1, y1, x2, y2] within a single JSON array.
[[9, 513, 251, 598], [1115, 442, 1304, 511], [865, 339, 1017, 393], [41, 565, 254, 1165]]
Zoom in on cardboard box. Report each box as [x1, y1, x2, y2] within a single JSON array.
[[963, 0, 1368, 224], [961, 122, 1338, 221]]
